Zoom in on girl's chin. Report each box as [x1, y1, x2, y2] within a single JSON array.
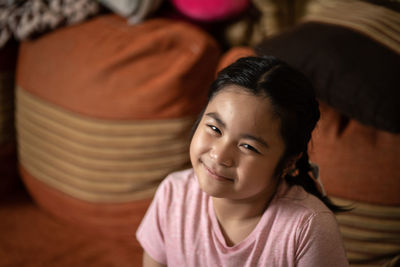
[[196, 172, 231, 198]]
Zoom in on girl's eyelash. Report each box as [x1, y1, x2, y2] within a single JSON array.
[[206, 124, 221, 134], [242, 144, 260, 154]]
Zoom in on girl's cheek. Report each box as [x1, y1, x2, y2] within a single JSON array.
[[190, 129, 202, 159], [191, 129, 208, 155]]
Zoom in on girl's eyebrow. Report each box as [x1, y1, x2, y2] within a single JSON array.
[[205, 112, 269, 148], [240, 134, 269, 148], [205, 112, 226, 128]]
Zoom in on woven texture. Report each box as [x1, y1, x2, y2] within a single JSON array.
[[15, 14, 220, 237], [333, 197, 400, 266], [16, 87, 193, 203], [303, 0, 400, 54], [256, 0, 400, 133]]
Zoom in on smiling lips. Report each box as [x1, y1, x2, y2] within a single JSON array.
[[202, 163, 234, 182]]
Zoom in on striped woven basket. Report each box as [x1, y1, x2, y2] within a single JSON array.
[[303, 0, 400, 54], [311, 101, 400, 266], [302, 2, 400, 264], [333, 198, 400, 267], [17, 87, 194, 203], [15, 14, 221, 238]]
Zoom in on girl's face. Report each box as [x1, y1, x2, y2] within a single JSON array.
[[190, 86, 286, 203]]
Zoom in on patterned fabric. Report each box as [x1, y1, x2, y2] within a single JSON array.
[[98, 0, 163, 24], [0, 0, 101, 48], [20, 166, 152, 239], [333, 197, 400, 267], [15, 14, 220, 237], [302, 0, 400, 54], [16, 86, 193, 202]]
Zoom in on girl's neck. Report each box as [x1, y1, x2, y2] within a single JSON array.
[[213, 178, 281, 222], [211, 189, 276, 222], [211, 185, 279, 247]]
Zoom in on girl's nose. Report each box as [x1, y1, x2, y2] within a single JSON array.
[[209, 140, 234, 167]]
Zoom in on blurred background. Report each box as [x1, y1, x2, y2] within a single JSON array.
[[1, 0, 399, 266]]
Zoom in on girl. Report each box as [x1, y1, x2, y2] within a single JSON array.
[[136, 56, 348, 266]]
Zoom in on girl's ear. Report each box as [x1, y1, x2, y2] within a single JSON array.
[[281, 153, 302, 178]]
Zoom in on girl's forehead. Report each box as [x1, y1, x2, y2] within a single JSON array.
[[206, 87, 280, 129], [208, 86, 273, 113]]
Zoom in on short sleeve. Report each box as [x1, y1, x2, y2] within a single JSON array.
[[296, 212, 349, 267], [136, 179, 170, 265]]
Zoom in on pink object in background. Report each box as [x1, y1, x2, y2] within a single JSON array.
[[170, 0, 250, 21]]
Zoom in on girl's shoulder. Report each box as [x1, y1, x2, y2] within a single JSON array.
[[266, 183, 339, 242], [159, 168, 197, 189], [155, 168, 201, 201], [273, 181, 333, 217]]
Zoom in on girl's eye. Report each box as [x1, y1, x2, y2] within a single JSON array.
[[207, 124, 221, 135], [241, 144, 260, 154]]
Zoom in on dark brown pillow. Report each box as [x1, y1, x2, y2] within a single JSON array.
[[255, 22, 400, 133]]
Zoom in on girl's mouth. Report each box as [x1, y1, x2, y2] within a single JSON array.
[[202, 163, 234, 182]]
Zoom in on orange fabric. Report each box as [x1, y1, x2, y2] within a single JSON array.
[[0, 187, 144, 266], [20, 166, 152, 240], [310, 102, 400, 205], [16, 85, 192, 203], [216, 46, 255, 72], [17, 15, 221, 120]]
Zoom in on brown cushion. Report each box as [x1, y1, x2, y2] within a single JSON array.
[[255, 21, 400, 133]]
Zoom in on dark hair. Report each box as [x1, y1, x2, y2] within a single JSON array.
[[194, 56, 346, 212]]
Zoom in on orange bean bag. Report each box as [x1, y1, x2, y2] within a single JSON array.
[[16, 14, 221, 239]]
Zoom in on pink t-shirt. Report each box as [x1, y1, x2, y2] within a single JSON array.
[[136, 169, 348, 267]]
